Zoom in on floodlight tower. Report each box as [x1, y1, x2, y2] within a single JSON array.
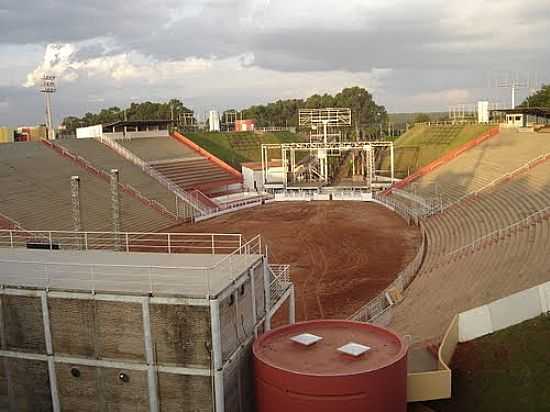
[[496, 74, 527, 109], [40, 74, 56, 140]]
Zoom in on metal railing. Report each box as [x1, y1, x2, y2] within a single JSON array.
[[444, 206, 550, 261], [349, 226, 426, 323], [269, 264, 292, 303], [0, 234, 263, 298], [96, 133, 213, 216], [0, 230, 243, 255], [443, 150, 550, 211]]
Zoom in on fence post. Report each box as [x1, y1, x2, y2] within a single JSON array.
[[211, 235, 215, 255], [49, 232, 53, 250], [167, 233, 172, 254], [9, 231, 13, 248]]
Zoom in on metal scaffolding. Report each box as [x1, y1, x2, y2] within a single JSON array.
[[261, 141, 394, 190]]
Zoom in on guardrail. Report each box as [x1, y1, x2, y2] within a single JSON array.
[[349, 223, 426, 323], [443, 205, 550, 262], [269, 264, 292, 303], [0, 234, 263, 298], [0, 230, 243, 255], [443, 150, 550, 211], [96, 133, 213, 216]]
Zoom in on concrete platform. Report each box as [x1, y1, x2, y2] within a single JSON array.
[[0, 248, 262, 298]]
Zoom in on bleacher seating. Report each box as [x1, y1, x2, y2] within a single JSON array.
[[151, 158, 236, 191], [388, 136, 550, 341], [400, 129, 550, 204], [118, 136, 199, 162], [57, 138, 180, 214], [117, 136, 240, 192], [0, 142, 174, 232]]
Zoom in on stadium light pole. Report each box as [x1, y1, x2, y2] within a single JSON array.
[[40, 74, 56, 140]]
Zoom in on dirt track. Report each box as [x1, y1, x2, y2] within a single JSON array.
[[172, 202, 420, 321]]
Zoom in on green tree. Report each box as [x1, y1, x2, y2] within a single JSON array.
[[521, 85, 550, 108]]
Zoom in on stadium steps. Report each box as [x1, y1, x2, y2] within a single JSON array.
[[119, 135, 241, 193], [406, 129, 550, 204], [56, 138, 181, 215], [391, 217, 550, 341], [0, 142, 174, 232]]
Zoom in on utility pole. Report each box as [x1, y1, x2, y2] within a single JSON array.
[[40, 74, 56, 140]]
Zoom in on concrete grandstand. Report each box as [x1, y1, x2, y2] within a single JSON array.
[[1, 117, 550, 409]]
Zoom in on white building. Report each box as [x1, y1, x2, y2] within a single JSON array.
[[76, 120, 172, 140], [209, 111, 221, 132], [242, 162, 283, 192]]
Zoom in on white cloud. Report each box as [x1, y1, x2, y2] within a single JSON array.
[[24, 42, 212, 88]]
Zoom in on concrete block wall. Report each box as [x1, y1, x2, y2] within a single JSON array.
[[0, 256, 276, 412]]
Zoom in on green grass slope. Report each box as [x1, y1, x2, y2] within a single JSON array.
[[428, 315, 550, 412], [382, 124, 493, 178], [183, 131, 302, 170]]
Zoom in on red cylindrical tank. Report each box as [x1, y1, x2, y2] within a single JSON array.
[[253, 320, 408, 412]]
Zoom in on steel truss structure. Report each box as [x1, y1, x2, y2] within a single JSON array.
[[299, 108, 352, 142], [261, 141, 395, 190]]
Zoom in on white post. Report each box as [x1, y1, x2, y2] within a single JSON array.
[[390, 144, 395, 181], [263, 258, 272, 331], [167, 233, 172, 254], [142, 298, 160, 412], [210, 299, 224, 412], [289, 284, 296, 325], [41, 292, 60, 412], [249, 267, 258, 337]]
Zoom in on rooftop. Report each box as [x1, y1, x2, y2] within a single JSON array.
[[253, 320, 407, 375], [0, 247, 262, 298]]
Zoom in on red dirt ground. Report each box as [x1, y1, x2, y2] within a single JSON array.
[[172, 202, 420, 322]]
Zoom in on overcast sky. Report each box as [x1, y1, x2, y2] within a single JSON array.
[[1, 0, 549, 125]]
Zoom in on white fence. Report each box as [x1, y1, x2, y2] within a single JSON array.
[[0, 230, 243, 255], [273, 188, 373, 202], [0, 235, 263, 298]]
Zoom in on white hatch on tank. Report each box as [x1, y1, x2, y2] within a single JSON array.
[[338, 342, 371, 357], [290, 333, 323, 347]]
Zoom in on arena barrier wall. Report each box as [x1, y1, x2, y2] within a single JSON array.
[[387, 127, 500, 192]]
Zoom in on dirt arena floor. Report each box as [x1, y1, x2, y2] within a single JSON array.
[[172, 202, 420, 322]]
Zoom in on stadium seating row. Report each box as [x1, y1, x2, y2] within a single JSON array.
[[0, 142, 174, 232]]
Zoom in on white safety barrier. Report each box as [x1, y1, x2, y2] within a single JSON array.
[[458, 281, 550, 342]]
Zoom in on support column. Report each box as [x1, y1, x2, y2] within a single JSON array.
[[142, 298, 159, 412], [209, 299, 224, 412], [263, 258, 272, 331], [41, 292, 60, 412], [110, 169, 121, 250], [249, 267, 258, 337], [288, 285, 296, 325]]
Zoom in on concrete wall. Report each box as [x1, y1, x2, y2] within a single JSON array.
[[0, 290, 214, 411], [459, 281, 550, 342], [0, 257, 275, 411]]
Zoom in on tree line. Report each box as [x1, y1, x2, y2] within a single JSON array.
[[62, 99, 191, 134], [61, 87, 388, 138]]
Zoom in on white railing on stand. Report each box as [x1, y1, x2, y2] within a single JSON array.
[[0, 230, 242, 255], [96, 133, 213, 217], [0, 234, 263, 299]]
